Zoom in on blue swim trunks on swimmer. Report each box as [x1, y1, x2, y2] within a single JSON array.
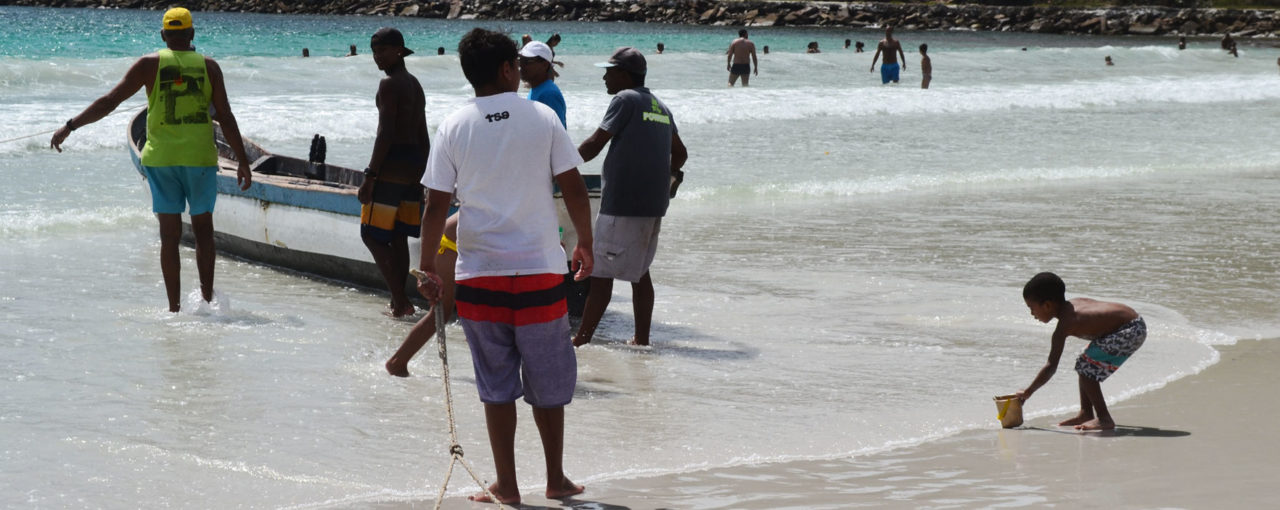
[[880, 62, 900, 84]]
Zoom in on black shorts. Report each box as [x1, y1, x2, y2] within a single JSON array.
[[730, 63, 750, 76]]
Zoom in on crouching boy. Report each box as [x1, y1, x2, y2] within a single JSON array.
[[1016, 272, 1147, 431]]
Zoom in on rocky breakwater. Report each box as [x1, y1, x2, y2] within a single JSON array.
[[6, 0, 1279, 38]]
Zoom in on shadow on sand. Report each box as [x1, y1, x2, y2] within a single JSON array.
[[506, 497, 634, 510], [1023, 424, 1190, 438]]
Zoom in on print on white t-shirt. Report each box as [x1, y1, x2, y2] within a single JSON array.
[[424, 92, 584, 279]]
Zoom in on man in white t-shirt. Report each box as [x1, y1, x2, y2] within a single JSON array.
[[415, 27, 593, 506]]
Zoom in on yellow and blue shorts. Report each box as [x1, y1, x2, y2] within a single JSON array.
[[360, 180, 422, 243]]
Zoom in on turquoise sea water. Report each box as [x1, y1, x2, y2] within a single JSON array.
[[0, 5, 1210, 59], [3, 5, 1280, 509]]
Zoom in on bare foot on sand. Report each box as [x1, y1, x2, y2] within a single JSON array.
[[627, 337, 649, 347], [393, 303, 416, 318], [546, 478, 585, 500], [1074, 418, 1115, 431], [385, 356, 409, 377], [468, 483, 520, 505], [1059, 413, 1094, 427]]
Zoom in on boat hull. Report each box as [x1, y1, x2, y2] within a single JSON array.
[[202, 178, 388, 289]]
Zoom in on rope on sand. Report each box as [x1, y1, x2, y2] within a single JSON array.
[[414, 270, 504, 510]]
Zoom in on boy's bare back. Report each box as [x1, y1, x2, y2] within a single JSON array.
[[1056, 297, 1140, 340]]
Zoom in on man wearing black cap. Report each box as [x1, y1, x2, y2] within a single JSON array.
[[359, 27, 430, 318], [49, 7, 252, 313], [572, 47, 688, 348]]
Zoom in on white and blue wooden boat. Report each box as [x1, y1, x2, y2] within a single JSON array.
[[127, 110, 601, 297]]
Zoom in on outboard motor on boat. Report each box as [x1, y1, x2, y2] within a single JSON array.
[[307, 134, 327, 180]]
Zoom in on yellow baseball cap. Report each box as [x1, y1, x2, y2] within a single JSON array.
[[162, 8, 193, 31]]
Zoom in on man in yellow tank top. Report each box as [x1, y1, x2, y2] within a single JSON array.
[[50, 8, 252, 313]]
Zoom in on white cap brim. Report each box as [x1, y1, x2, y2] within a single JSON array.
[[519, 42, 554, 63]]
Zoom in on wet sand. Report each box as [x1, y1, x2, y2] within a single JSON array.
[[405, 339, 1279, 509]]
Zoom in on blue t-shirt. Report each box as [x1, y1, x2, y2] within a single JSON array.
[[528, 80, 566, 128]]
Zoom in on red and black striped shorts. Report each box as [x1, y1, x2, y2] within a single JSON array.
[[455, 273, 575, 407]]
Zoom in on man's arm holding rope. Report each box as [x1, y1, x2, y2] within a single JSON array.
[[50, 55, 153, 152], [415, 188, 453, 302]]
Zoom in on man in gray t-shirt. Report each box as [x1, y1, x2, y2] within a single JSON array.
[[573, 47, 688, 348], [599, 87, 677, 217]]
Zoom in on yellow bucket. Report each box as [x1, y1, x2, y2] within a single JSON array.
[[993, 394, 1024, 429]]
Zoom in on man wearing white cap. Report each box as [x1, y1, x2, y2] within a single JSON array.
[[572, 47, 688, 348], [49, 7, 253, 313], [519, 41, 567, 128]]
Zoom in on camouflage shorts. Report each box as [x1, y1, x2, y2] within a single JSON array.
[[1076, 317, 1147, 382]]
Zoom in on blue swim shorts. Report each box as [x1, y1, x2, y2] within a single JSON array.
[[880, 62, 901, 84], [141, 165, 218, 215]]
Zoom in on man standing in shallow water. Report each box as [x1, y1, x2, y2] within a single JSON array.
[[50, 7, 252, 313], [726, 29, 758, 87], [870, 25, 907, 84], [573, 47, 688, 348], [919, 43, 932, 89], [358, 27, 430, 318]]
